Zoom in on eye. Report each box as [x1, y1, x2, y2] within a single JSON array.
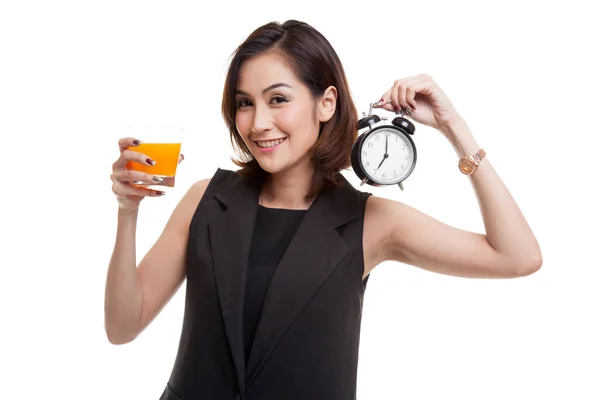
[[236, 99, 252, 109], [271, 96, 288, 105]]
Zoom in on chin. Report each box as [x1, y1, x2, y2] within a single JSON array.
[[255, 159, 288, 175]]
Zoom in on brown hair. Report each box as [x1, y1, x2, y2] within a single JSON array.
[[221, 20, 358, 201]]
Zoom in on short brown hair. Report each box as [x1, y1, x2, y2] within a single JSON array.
[[221, 20, 358, 201]]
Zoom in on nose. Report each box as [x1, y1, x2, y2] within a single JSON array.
[[250, 103, 273, 135]]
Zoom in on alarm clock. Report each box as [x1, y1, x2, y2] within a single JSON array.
[[350, 102, 417, 190]]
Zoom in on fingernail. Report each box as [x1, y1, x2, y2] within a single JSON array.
[[394, 106, 400, 114], [180, 154, 184, 161], [133, 139, 141, 146], [153, 176, 164, 183], [157, 191, 165, 196], [146, 158, 155, 166]]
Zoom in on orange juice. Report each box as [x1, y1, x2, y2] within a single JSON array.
[[126, 142, 181, 181]]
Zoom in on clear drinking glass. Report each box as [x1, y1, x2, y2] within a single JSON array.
[[124, 124, 184, 191]]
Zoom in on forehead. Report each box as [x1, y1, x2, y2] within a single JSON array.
[[236, 52, 300, 92]]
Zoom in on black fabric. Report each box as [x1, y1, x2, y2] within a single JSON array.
[[160, 168, 372, 400], [243, 205, 306, 368]]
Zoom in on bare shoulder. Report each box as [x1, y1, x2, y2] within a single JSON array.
[[177, 177, 213, 222], [158, 177, 213, 233], [363, 194, 527, 279], [189, 177, 212, 195], [363, 195, 440, 265]]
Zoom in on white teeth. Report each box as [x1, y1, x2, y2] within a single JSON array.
[[256, 138, 285, 148]]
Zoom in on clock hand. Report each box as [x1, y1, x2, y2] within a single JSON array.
[[385, 134, 388, 156], [375, 153, 389, 170], [376, 135, 390, 170]]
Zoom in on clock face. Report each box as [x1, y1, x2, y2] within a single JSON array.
[[360, 128, 415, 184]]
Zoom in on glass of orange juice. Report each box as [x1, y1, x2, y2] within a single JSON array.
[[124, 124, 183, 191]]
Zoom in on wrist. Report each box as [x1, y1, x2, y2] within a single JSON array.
[[118, 206, 139, 217], [116, 194, 142, 213], [443, 119, 480, 157]]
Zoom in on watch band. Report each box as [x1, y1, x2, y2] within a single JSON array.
[[471, 148, 486, 164]]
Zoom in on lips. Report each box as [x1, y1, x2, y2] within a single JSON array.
[[254, 137, 287, 148]]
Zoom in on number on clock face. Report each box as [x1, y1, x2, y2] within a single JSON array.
[[361, 129, 414, 183]]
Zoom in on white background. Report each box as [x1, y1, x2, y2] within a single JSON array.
[[1, 0, 598, 399]]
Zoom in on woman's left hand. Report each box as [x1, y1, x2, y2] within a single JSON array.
[[374, 74, 464, 135]]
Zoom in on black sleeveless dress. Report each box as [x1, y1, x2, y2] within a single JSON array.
[[243, 205, 307, 378], [160, 168, 372, 400]]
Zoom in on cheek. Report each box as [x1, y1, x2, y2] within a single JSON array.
[[234, 113, 246, 132], [277, 108, 316, 136], [235, 114, 251, 140]]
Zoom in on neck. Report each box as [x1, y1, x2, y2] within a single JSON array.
[[260, 163, 315, 210]]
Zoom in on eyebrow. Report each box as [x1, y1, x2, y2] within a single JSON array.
[[235, 83, 293, 96]]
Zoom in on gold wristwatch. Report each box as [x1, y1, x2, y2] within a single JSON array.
[[458, 148, 486, 175]]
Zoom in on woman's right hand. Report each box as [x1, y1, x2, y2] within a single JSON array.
[[110, 137, 175, 211]]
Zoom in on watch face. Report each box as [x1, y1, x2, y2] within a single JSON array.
[[458, 158, 475, 174], [360, 127, 415, 184]]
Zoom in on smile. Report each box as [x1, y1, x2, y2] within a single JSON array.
[[254, 138, 286, 148]]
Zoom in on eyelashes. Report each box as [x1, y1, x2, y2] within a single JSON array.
[[236, 96, 289, 109], [271, 96, 289, 105], [237, 99, 251, 108]]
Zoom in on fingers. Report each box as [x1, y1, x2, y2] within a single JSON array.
[[115, 137, 150, 168], [375, 89, 394, 113], [396, 80, 408, 111], [375, 87, 407, 114], [111, 137, 169, 204], [115, 138, 185, 169], [111, 169, 165, 186], [111, 166, 166, 200], [375, 75, 429, 114], [406, 87, 417, 111], [390, 83, 400, 113], [112, 149, 155, 170], [118, 137, 141, 152], [392, 78, 417, 113], [112, 181, 165, 198]]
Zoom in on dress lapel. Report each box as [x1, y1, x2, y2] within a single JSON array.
[[209, 170, 260, 395]]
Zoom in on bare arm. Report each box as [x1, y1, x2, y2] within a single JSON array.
[[365, 119, 542, 279], [104, 178, 210, 344]]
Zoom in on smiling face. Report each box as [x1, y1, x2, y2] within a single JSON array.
[[234, 51, 334, 175]]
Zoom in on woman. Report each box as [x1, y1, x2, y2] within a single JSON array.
[[105, 20, 542, 400]]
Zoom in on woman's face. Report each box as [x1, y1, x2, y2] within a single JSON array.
[[234, 51, 331, 175]]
